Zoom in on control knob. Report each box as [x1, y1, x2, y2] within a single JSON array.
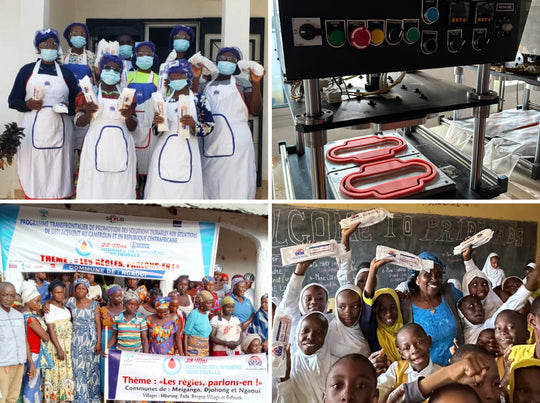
[[299, 24, 319, 40], [473, 35, 490, 51], [422, 38, 438, 54], [449, 37, 465, 52]]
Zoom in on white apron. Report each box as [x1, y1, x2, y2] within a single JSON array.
[[17, 61, 73, 199], [76, 87, 136, 199], [144, 90, 203, 199], [201, 76, 256, 199], [129, 71, 158, 175]]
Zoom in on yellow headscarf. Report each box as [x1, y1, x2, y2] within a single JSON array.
[[374, 288, 403, 362], [508, 358, 540, 403]]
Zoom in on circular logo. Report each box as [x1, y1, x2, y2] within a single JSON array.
[[75, 240, 92, 256], [162, 356, 182, 375]]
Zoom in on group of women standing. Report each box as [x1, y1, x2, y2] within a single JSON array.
[[8, 23, 264, 200]]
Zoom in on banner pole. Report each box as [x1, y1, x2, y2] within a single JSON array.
[[104, 326, 109, 403]]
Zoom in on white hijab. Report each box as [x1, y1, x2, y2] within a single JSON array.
[[327, 284, 370, 358], [462, 267, 503, 318], [355, 268, 370, 286], [298, 283, 330, 315], [291, 311, 334, 403], [482, 252, 505, 288]]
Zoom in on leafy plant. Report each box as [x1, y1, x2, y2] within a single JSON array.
[[0, 122, 25, 170]]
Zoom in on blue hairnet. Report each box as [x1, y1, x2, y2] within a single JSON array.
[[34, 28, 60, 50], [131, 41, 159, 71], [99, 53, 124, 75], [165, 59, 194, 84], [418, 251, 446, 272], [168, 25, 195, 58], [63, 22, 90, 47], [217, 46, 242, 75]]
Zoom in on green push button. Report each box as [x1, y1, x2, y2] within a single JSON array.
[[406, 27, 420, 43], [329, 30, 345, 46]]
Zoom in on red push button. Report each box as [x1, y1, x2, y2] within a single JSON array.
[[350, 26, 371, 49]]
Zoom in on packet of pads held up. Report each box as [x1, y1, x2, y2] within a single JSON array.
[[453, 229, 494, 255], [188, 52, 218, 77], [376, 245, 434, 272], [177, 94, 190, 138], [117, 88, 135, 112], [237, 60, 264, 76], [151, 92, 169, 132], [339, 208, 394, 229], [79, 76, 98, 104], [272, 314, 292, 378], [32, 85, 48, 101], [280, 239, 345, 266]]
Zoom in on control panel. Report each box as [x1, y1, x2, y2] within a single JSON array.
[[277, 0, 527, 80]]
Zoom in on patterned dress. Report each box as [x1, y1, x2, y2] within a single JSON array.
[[43, 304, 74, 403], [147, 316, 178, 355], [100, 307, 121, 393], [65, 298, 100, 403]]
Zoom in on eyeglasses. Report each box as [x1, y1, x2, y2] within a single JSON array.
[[217, 56, 238, 63], [174, 33, 190, 40], [69, 31, 86, 37], [103, 66, 121, 73], [39, 41, 58, 49], [136, 52, 154, 57]]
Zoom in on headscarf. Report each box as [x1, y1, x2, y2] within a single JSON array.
[[123, 290, 141, 305], [231, 276, 244, 290], [508, 358, 540, 403], [261, 293, 268, 302], [34, 28, 60, 50], [355, 268, 370, 285], [418, 251, 446, 272], [106, 285, 122, 297], [168, 25, 195, 58], [221, 273, 230, 282], [155, 297, 171, 310], [291, 312, 334, 403], [99, 53, 124, 75], [73, 277, 90, 291], [21, 287, 41, 305], [244, 273, 255, 282], [298, 283, 329, 315], [216, 46, 242, 75], [502, 276, 523, 290], [407, 251, 446, 294], [373, 288, 403, 362], [63, 23, 89, 47], [221, 296, 235, 306], [213, 264, 223, 273], [241, 333, 261, 353], [462, 266, 502, 318], [482, 252, 505, 288], [202, 276, 215, 284], [197, 290, 213, 304], [327, 285, 370, 358]]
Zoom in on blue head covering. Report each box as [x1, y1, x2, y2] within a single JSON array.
[[73, 277, 91, 291], [34, 28, 60, 50], [168, 25, 195, 58], [217, 46, 242, 75], [106, 285, 122, 297], [131, 41, 159, 71], [165, 59, 194, 84], [63, 22, 90, 47], [99, 53, 124, 75], [202, 276, 215, 284], [418, 251, 446, 272]]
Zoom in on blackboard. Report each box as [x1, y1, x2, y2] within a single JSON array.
[[272, 206, 538, 299]]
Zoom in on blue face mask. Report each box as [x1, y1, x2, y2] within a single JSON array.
[[136, 55, 154, 70], [70, 35, 87, 48], [173, 39, 190, 53], [101, 69, 121, 85], [40, 49, 58, 62], [217, 61, 237, 76], [169, 79, 188, 91], [119, 45, 133, 59]]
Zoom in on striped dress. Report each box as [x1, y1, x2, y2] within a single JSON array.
[[113, 312, 147, 351]]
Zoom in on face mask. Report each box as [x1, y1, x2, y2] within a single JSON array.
[[217, 61, 237, 76], [70, 35, 87, 48], [119, 45, 133, 59], [136, 55, 154, 70], [173, 39, 190, 53], [101, 69, 121, 85], [169, 79, 188, 91], [40, 49, 58, 62]]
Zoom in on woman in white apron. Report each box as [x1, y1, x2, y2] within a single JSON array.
[[75, 54, 138, 199], [8, 29, 79, 199], [200, 47, 264, 199], [145, 59, 214, 199]]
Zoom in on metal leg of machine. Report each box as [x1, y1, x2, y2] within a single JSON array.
[[295, 131, 305, 156], [523, 84, 531, 110], [278, 141, 296, 199], [453, 66, 464, 121]]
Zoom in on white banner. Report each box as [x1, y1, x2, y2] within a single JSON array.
[[107, 350, 268, 402], [0, 206, 219, 280]]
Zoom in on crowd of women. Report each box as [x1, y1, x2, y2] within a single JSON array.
[[0, 266, 268, 402], [8, 22, 264, 200], [273, 222, 540, 403]]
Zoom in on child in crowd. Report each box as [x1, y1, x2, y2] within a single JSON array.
[[508, 358, 540, 403], [242, 333, 262, 354], [125, 278, 149, 303], [429, 383, 482, 403], [322, 353, 379, 403], [84, 273, 103, 302], [249, 293, 269, 352], [494, 310, 530, 378], [508, 295, 540, 362], [210, 296, 241, 356], [483, 253, 505, 288], [476, 328, 500, 356], [107, 290, 148, 353], [377, 323, 441, 398]]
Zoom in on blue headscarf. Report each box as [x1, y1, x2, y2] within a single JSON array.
[[216, 46, 242, 75], [407, 251, 446, 293], [99, 53, 124, 75], [63, 22, 90, 47], [168, 25, 195, 58], [165, 59, 194, 85], [73, 277, 91, 291], [33, 28, 60, 50]]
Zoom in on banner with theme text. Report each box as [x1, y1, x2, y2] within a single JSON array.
[[0, 205, 219, 280], [107, 350, 267, 402]]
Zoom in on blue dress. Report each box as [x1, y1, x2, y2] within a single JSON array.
[[66, 298, 101, 403], [412, 298, 458, 366]]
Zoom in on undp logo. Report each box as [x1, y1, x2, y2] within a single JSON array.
[[163, 357, 182, 375], [75, 240, 92, 256]]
